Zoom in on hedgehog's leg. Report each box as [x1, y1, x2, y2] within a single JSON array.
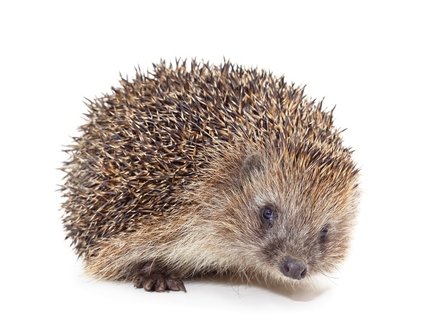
[[84, 229, 187, 292], [133, 263, 186, 293]]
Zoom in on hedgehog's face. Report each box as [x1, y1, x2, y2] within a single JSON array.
[[225, 151, 359, 286]]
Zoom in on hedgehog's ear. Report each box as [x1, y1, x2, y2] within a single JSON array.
[[240, 153, 264, 181]]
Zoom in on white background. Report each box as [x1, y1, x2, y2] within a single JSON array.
[[1, 1, 446, 333]]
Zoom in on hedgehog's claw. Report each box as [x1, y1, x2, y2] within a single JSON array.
[[165, 278, 186, 292], [134, 274, 186, 293]]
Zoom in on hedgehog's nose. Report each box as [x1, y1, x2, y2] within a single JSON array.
[[280, 257, 307, 280]]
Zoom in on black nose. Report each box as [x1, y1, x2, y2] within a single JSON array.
[[280, 257, 307, 280]]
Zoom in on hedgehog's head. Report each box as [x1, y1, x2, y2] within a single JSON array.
[[206, 142, 360, 288]]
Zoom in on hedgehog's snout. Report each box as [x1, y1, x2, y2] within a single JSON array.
[[280, 256, 307, 280]]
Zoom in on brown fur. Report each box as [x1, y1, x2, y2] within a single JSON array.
[[61, 59, 360, 292]]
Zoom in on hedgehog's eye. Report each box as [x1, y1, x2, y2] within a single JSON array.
[[261, 206, 275, 227], [320, 225, 329, 239]]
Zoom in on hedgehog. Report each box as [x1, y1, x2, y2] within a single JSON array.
[[61, 59, 360, 293]]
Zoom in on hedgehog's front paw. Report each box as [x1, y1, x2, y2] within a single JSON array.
[[134, 274, 186, 292]]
